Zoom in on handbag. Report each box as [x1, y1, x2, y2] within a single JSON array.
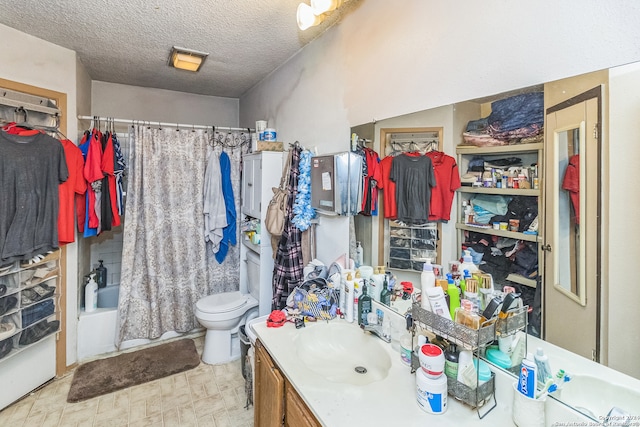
[[264, 149, 292, 237], [287, 278, 339, 320]]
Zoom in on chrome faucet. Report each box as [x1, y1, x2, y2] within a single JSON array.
[[362, 324, 391, 343]]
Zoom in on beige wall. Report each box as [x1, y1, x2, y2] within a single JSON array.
[[91, 81, 239, 126]]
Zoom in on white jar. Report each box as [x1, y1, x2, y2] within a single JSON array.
[[416, 369, 448, 414]]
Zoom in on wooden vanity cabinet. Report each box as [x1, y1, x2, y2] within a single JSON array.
[[254, 339, 320, 427]]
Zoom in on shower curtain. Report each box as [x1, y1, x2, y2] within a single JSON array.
[[117, 126, 247, 345]]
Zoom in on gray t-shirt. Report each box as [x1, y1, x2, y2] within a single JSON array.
[[0, 132, 68, 262], [390, 154, 436, 224]]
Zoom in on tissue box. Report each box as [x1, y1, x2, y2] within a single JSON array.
[[257, 141, 283, 152]]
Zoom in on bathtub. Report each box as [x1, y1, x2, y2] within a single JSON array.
[[77, 284, 203, 360], [77, 284, 120, 361]]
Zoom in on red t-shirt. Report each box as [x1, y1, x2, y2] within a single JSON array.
[[84, 130, 104, 229], [426, 151, 461, 221], [562, 154, 580, 224], [58, 139, 87, 244]]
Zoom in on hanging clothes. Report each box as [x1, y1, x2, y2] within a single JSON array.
[[100, 132, 120, 230], [390, 153, 436, 225], [562, 154, 580, 224], [426, 151, 461, 222], [83, 129, 104, 237], [379, 152, 421, 219], [272, 146, 304, 309], [214, 151, 237, 264], [0, 131, 68, 263], [360, 147, 382, 215], [203, 151, 227, 253], [112, 133, 126, 215], [58, 139, 86, 245]]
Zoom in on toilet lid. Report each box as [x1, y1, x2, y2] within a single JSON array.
[[196, 291, 248, 314]]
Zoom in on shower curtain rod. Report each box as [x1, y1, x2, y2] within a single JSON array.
[[77, 115, 254, 132]]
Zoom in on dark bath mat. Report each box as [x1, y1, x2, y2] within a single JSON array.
[[67, 338, 200, 403]]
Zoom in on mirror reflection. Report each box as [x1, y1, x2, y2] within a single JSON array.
[[556, 127, 583, 301], [350, 62, 640, 415]]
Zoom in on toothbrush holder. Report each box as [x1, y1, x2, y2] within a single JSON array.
[[512, 382, 546, 427]]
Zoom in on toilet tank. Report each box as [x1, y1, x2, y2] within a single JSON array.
[[246, 250, 261, 299]]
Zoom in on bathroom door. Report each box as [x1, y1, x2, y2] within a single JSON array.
[[544, 88, 601, 361]]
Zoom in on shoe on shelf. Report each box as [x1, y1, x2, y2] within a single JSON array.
[[0, 284, 6, 297], [0, 336, 13, 359], [19, 320, 60, 346], [0, 296, 18, 316], [0, 322, 16, 341]]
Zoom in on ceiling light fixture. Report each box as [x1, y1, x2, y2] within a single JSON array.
[[297, 0, 348, 31], [168, 46, 209, 72]]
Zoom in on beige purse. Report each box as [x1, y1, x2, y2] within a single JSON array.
[[264, 150, 292, 237]]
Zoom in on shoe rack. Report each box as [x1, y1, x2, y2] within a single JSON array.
[[0, 250, 61, 410]]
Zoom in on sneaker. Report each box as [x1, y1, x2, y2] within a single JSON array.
[[0, 296, 18, 316], [0, 337, 13, 359], [0, 323, 16, 341]]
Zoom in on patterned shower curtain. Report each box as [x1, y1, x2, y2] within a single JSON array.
[[117, 127, 247, 345]]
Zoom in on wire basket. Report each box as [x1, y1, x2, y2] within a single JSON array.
[[495, 305, 528, 337]]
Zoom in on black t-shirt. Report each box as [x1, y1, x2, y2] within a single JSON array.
[[390, 154, 436, 224], [0, 132, 68, 262]]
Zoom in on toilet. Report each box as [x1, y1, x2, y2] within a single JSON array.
[[195, 250, 261, 364]]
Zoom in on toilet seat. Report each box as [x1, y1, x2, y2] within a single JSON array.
[[196, 291, 249, 314]]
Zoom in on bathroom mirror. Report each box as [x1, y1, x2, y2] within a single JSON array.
[[349, 61, 640, 393]]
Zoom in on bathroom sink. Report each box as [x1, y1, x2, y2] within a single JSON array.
[[556, 374, 640, 419], [294, 322, 391, 386]]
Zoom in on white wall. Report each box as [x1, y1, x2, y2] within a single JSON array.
[[0, 23, 80, 367], [607, 62, 640, 377], [240, 0, 640, 262], [92, 81, 239, 126], [240, 0, 640, 374]]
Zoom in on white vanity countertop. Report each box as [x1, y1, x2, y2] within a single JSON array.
[[252, 317, 516, 427]]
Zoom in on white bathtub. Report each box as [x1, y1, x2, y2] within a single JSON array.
[[77, 284, 203, 360], [77, 284, 120, 361]]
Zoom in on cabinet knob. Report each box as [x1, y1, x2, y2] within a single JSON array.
[[541, 244, 552, 252], [247, 182, 253, 187]]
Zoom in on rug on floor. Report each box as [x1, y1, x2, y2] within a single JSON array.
[[67, 338, 200, 403]]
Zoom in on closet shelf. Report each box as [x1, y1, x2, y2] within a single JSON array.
[[456, 142, 543, 156], [505, 273, 537, 288], [455, 224, 539, 243], [457, 187, 540, 197]]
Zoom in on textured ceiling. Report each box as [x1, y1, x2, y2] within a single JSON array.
[[0, 0, 359, 98]]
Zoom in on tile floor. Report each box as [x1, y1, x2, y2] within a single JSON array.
[[0, 336, 254, 427]]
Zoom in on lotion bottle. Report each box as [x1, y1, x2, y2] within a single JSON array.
[[369, 267, 384, 302], [345, 273, 355, 323], [446, 274, 461, 320], [85, 273, 98, 313], [421, 260, 436, 311], [460, 250, 479, 274]]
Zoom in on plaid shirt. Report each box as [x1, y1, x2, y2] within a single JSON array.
[[272, 146, 304, 310]]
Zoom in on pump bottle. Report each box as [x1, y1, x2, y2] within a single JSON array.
[[421, 260, 436, 311], [446, 274, 461, 319], [84, 273, 98, 313], [459, 250, 479, 274], [358, 284, 372, 326]]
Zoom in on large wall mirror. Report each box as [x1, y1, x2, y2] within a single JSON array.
[[350, 61, 640, 411]]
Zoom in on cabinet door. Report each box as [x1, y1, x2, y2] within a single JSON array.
[[251, 157, 263, 219], [285, 383, 321, 427], [254, 341, 284, 427]]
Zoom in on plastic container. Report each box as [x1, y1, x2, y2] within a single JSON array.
[[84, 273, 98, 313], [369, 267, 385, 302], [263, 128, 277, 141], [446, 274, 460, 319], [459, 250, 479, 274], [416, 368, 448, 414], [357, 284, 372, 326], [345, 273, 355, 323], [444, 344, 459, 379], [355, 241, 363, 268], [96, 260, 107, 289], [400, 334, 413, 366], [419, 344, 445, 378], [420, 261, 436, 311]]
